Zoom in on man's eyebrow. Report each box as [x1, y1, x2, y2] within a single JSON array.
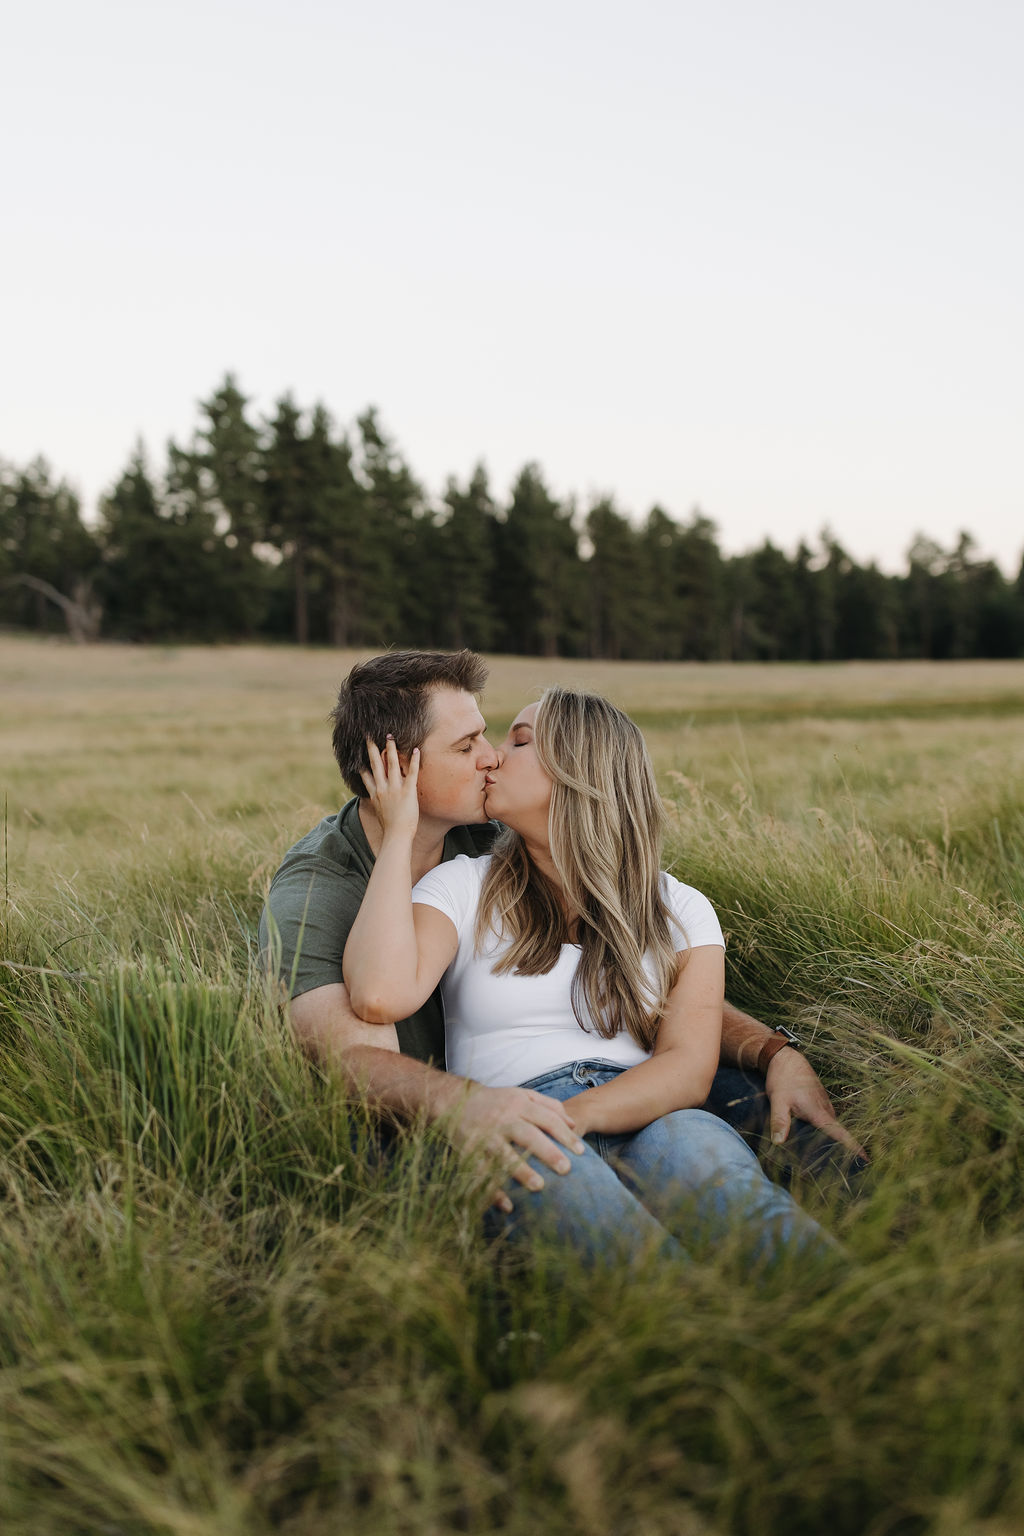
[[448, 724, 486, 747]]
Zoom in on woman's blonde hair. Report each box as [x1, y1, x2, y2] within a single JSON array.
[[475, 688, 680, 1050]]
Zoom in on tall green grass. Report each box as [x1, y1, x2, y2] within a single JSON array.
[[3, 642, 1024, 1532]]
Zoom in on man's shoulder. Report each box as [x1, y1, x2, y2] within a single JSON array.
[[442, 818, 501, 862], [268, 799, 373, 890], [259, 800, 372, 988]]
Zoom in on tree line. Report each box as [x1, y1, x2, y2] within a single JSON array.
[[3, 375, 1023, 660]]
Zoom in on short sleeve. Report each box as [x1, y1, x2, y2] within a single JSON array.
[[412, 855, 487, 940], [661, 872, 725, 951], [259, 860, 366, 997]]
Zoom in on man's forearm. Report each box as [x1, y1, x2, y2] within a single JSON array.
[[333, 1041, 472, 1123], [287, 982, 467, 1124], [720, 999, 780, 1073]]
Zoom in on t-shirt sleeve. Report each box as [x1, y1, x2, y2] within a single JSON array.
[[259, 859, 366, 998], [661, 873, 725, 951], [411, 855, 483, 939]]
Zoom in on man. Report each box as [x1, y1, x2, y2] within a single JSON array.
[[260, 650, 865, 1214]]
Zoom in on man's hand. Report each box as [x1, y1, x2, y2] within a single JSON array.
[[765, 1047, 867, 1160], [286, 984, 585, 1212], [448, 1084, 587, 1213]]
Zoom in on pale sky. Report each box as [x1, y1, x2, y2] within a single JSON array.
[[4, 0, 1022, 574]]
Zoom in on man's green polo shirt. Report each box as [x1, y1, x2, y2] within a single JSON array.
[[259, 798, 498, 1064]]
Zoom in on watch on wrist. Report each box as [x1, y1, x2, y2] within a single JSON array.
[[756, 1024, 802, 1077]]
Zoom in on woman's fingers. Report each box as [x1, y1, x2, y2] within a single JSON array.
[[363, 737, 420, 810], [363, 738, 388, 797], [365, 736, 419, 785], [361, 735, 420, 838]]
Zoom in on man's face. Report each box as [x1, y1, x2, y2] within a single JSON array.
[[413, 687, 498, 828]]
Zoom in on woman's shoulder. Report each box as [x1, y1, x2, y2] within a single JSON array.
[[413, 852, 491, 901], [659, 869, 725, 948], [659, 867, 710, 901], [441, 851, 492, 883]]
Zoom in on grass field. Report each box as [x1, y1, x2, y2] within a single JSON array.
[[2, 636, 1024, 1534]]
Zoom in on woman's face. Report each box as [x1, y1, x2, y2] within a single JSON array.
[[484, 702, 552, 839]]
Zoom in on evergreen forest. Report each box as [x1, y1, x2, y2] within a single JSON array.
[[3, 375, 1022, 660]]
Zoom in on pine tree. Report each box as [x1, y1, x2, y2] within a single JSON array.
[[494, 465, 584, 656], [356, 409, 427, 645], [734, 540, 799, 660], [640, 506, 685, 659], [305, 406, 369, 648], [195, 374, 265, 552], [100, 443, 247, 640], [675, 512, 726, 661], [585, 498, 649, 659], [436, 464, 498, 650], [902, 536, 947, 658], [263, 396, 322, 644], [0, 458, 100, 637]]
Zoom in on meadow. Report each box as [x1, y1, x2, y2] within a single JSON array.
[[2, 635, 1024, 1535]]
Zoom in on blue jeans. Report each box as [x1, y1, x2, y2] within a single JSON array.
[[485, 1060, 836, 1270], [702, 1066, 868, 1197]]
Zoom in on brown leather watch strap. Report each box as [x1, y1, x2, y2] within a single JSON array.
[[756, 1033, 795, 1076]]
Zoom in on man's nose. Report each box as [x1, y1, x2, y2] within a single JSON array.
[[479, 737, 500, 768]]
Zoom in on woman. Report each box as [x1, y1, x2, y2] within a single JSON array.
[[345, 688, 831, 1268]]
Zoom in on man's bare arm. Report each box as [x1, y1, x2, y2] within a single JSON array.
[[720, 999, 867, 1158], [289, 981, 403, 1062], [287, 983, 585, 1208]]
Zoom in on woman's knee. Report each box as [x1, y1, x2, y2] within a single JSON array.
[[620, 1107, 763, 1189], [645, 1107, 757, 1158], [488, 1141, 681, 1266]]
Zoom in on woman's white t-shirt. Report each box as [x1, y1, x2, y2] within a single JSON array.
[[411, 855, 725, 1088]]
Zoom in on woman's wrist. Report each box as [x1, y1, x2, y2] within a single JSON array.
[[568, 1089, 595, 1138], [377, 821, 416, 853]]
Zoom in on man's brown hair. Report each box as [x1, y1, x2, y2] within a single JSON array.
[[330, 649, 489, 798]]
